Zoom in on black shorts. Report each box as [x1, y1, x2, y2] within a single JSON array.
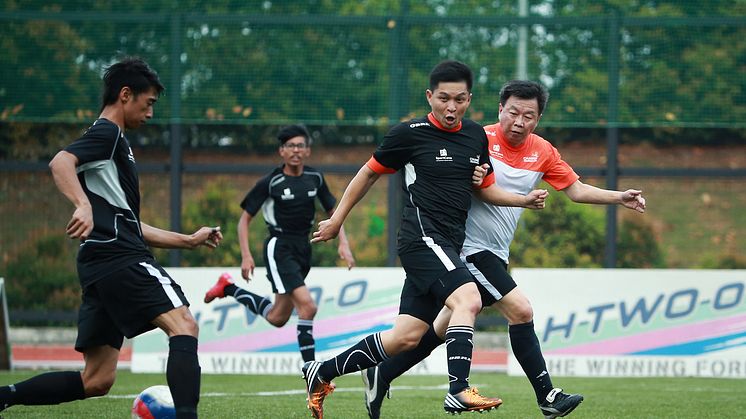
[[462, 250, 517, 307], [397, 242, 475, 324], [263, 235, 311, 294], [75, 260, 189, 352]]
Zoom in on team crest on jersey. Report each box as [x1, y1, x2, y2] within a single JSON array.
[[490, 144, 503, 159], [523, 151, 539, 163], [436, 148, 453, 162], [469, 156, 480, 164], [281, 187, 295, 200]]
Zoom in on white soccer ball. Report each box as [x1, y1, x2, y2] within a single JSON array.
[[132, 385, 176, 419]]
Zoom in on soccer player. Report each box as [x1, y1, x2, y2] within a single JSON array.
[[203, 124, 355, 363], [0, 58, 223, 418], [302, 61, 548, 419], [361, 80, 647, 419]]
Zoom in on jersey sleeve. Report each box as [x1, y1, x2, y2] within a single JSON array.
[[240, 175, 271, 216], [64, 121, 120, 165], [542, 145, 580, 191], [316, 172, 337, 212], [476, 129, 495, 189], [368, 123, 412, 174]]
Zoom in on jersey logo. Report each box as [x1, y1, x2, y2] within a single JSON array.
[[523, 151, 539, 163], [127, 146, 136, 163], [307, 188, 317, 197], [436, 148, 453, 162], [281, 187, 295, 200], [469, 156, 480, 164], [409, 122, 430, 129], [489, 144, 503, 159]]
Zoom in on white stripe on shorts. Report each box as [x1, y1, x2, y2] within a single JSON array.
[[266, 236, 286, 294], [463, 257, 503, 301], [421, 236, 456, 271], [139, 261, 183, 308]]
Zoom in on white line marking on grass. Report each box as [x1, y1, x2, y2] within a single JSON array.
[[106, 383, 487, 399]]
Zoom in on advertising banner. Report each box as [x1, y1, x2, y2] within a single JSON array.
[[509, 269, 746, 378], [132, 267, 447, 374]]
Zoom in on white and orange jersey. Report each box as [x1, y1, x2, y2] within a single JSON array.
[[462, 123, 579, 263]]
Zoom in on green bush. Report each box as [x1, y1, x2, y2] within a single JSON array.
[[5, 233, 79, 312]]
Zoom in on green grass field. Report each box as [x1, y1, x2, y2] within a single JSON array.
[[0, 371, 742, 418]]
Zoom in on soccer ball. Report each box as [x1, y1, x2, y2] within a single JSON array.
[[132, 385, 176, 419]]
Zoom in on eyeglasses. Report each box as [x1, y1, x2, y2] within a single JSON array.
[[282, 143, 307, 150]]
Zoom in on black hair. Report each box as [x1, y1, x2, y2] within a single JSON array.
[[499, 80, 549, 115], [101, 57, 164, 111], [277, 124, 311, 145], [429, 60, 473, 92]]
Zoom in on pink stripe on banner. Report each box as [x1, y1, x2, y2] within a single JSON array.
[[200, 305, 398, 352], [546, 313, 746, 355]]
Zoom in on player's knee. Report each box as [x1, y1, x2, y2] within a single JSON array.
[[509, 304, 534, 324], [180, 316, 199, 337], [84, 375, 115, 397], [398, 331, 423, 352], [297, 303, 317, 319], [268, 314, 290, 327]]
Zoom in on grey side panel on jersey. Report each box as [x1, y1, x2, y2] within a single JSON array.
[[78, 159, 132, 212]]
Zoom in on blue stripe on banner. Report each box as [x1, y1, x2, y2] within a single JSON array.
[[631, 331, 746, 355]]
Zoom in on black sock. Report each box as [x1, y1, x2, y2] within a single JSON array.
[[0, 371, 85, 407], [297, 319, 315, 362], [167, 335, 200, 419], [509, 321, 553, 402], [379, 326, 444, 384], [445, 325, 474, 394], [319, 332, 388, 380], [230, 286, 273, 318]]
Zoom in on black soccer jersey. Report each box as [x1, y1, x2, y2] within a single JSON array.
[[240, 165, 337, 237], [368, 114, 494, 251], [64, 118, 153, 287]]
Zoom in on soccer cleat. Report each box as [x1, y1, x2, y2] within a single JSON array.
[[204, 272, 234, 303], [539, 388, 584, 419], [361, 366, 390, 419], [302, 360, 335, 419], [443, 387, 502, 414]]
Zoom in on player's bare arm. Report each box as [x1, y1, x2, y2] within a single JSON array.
[[563, 180, 646, 213], [141, 223, 223, 249], [49, 150, 94, 240], [237, 210, 256, 280], [475, 183, 548, 209], [312, 164, 380, 243], [328, 208, 356, 270]]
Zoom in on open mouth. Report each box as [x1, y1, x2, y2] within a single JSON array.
[[445, 115, 457, 124]]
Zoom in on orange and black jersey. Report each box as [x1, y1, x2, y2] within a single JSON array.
[[64, 118, 153, 287], [240, 165, 337, 237], [367, 114, 495, 251]]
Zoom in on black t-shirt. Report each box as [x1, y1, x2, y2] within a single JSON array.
[[240, 165, 336, 237], [370, 115, 493, 251], [64, 118, 153, 286]]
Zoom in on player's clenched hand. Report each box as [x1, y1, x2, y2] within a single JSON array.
[[621, 189, 646, 213], [524, 189, 549, 210], [195, 226, 223, 249], [472, 163, 489, 186], [311, 219, 341, 243], [66, 203, 93, 240]]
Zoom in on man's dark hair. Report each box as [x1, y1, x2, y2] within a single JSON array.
[[499, 80, 549, 115], [277, 124, 311, 145], [101, 57, 164, 110], [429, 60, 473, 92]]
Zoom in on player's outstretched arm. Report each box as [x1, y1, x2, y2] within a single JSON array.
[[563, 180, 646, 213], [141, 223, 223, 249], [238, 210, 256, 280], [475, 183, 548, 209], [312, 164, 380, 243]]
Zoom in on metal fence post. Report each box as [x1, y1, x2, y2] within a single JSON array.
[[169, 13, 184, 267], [605, 11, 620, 268]]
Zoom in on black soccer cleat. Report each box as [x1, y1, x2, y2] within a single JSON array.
[[361, 366, 390, 419], [539, 388, 584, 419]]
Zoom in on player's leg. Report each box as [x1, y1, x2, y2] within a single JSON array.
[[204, 272, 274, 317], [111, 261, 200, 419], [289, 285, 317, 362]]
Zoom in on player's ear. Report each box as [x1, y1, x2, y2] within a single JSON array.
[[120, 86, 132, 103]]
